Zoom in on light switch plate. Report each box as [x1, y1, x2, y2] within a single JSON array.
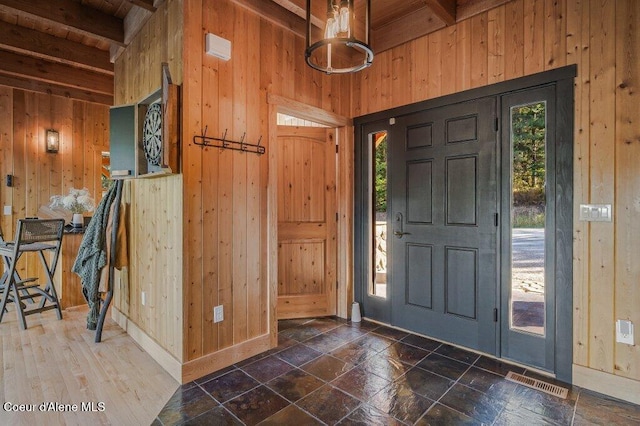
[[579, 204, 612, 222], [616, 319, 634, 345], [3, 205, 11, 216], [214, 305, 224, 323]]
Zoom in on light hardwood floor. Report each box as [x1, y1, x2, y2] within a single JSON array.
[[0, 306, 178, 425]]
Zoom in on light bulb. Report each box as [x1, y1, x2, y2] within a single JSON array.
[[324, 15, 337, 38], [338, 1, 350, 34]]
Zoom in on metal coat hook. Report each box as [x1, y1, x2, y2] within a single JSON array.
[[193, 127, 265, 155]]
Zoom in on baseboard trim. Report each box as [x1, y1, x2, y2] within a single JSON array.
[[182, 333, 272, 383], [111, 307, 182, 383], [573, 364, 640, 405]]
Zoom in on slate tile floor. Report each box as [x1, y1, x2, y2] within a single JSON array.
[[154, 318, 640, 425]]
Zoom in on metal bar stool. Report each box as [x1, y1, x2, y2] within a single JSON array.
[[0, 219, 65, 329]]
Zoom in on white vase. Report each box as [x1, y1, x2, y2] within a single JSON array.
[[72, 213, 84, 228]]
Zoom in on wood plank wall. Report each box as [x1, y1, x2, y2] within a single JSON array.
[[113, 0, 184, 361], [0, 86, 107, 298], [352, 0, 640, 385], [181, 0, 351, 363]]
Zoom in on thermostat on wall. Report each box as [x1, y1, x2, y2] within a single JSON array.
[[205, 33, 231, 61]]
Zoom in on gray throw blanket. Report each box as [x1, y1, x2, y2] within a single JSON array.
[[72, 184, 118, 330]]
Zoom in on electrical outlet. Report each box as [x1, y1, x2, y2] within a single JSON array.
[[213, 305, 224, 323], [616, 319, 634, 345], [141, 291, 146, 306], [3, 205, 11, 216]]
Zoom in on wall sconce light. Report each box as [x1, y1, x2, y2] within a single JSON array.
[[46, 129, 59, 153]]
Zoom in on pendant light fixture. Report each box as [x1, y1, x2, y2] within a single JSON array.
[[305, 0, 373, 74]]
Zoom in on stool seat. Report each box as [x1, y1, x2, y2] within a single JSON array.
[[0, 219, 65, 329]]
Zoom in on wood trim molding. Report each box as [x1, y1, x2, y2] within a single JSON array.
[[267, 93, 353, 127], [182, 334, 271, 383], [573, 364, 640, 405], [268, 101, 279, 346], [268, 94, 353, 320], [112, 307, 182, 383], [336, 125, 354, 318]]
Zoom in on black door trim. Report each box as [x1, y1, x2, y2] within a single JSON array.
[[354, 65, 575, 382]]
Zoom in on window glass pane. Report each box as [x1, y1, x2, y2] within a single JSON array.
[[510, 102, 546, 335], [372, 131, 388, 298]]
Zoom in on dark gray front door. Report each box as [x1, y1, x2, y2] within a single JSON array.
[[389, 97, 498, 355]]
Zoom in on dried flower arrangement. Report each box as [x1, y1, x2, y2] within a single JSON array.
[[49, 188, 95, 215]]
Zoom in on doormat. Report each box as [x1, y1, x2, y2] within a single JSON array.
[[506, 371, 569, 399]]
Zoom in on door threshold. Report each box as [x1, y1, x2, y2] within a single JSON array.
[[361, 316, 557, 380]]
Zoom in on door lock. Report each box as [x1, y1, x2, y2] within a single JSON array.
[[393, 230, 410, 238], [394, 213, 411, 238]]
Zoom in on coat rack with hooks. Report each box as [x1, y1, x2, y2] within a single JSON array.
[[193, 126, 265, 155]]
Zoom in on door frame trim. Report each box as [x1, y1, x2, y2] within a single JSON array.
[[267, 94, 354, 326], [354, 65, 576, 382]]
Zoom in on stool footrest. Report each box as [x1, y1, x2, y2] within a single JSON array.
[[23, 304, 58, 316], [15, 277, 37, 286]]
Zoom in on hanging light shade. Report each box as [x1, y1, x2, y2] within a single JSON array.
[[305, 0, 373, 74]]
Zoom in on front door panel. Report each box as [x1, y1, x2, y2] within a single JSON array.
[[390, 98, 498, 355]]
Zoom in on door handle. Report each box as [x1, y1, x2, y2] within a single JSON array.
[[394, 212, 411, 239]]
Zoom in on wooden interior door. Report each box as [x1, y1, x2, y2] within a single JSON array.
[[277, 126, 337, 319]]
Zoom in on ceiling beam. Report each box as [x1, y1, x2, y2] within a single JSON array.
[[269, 0, 325, 28], [0, 21, 113, 75], [423, 0, 456, 25], [456, 0, 510, 22], [371, 6, 446, 53], [125, 0, 157, 13], [111, 4, 155, 63], [0, 74, 113, 105], [230, 0, 308, 38], [0, 0, 125, 46], [0, 50, 113, 96]]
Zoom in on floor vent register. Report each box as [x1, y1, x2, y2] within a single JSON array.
[[505, 371, 569, 399]]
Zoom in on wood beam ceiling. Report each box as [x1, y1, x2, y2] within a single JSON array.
[[0, 74, 113, 105], [125, 0, 157, 13], [371, 6, 446, 53], [0, 21, 114, 75], [269, 0, 324, 28], [424, 0, 457, 25], [456, 0, 510, 21], [262, 0, 517, 54], [0, 50, 113, 97], [0, 0, 125, 46], [230, 0, 309, 37]]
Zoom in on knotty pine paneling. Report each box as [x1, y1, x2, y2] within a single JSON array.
[[352, 0, 640, 386], [613, 0, 639, 382], [0, 86, 107, 297], [112, 0, 184, 361], [181, 0, 351, 363]]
